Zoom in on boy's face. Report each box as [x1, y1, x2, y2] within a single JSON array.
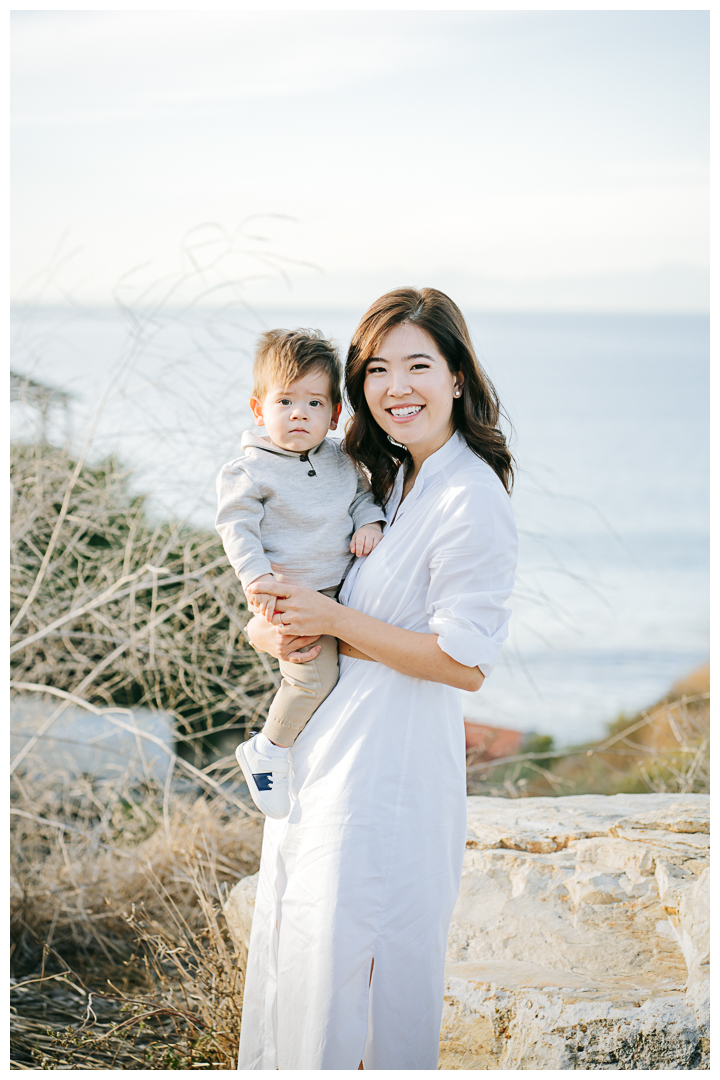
[[250, 369, 341, 452]]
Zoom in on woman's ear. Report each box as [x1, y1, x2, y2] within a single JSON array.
[[452, 376, 464, 398], [250, 396, 265, 426], [329, 402, 342, 431]]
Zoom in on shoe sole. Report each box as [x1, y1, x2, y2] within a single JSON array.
[[236, 741, 289, 819]]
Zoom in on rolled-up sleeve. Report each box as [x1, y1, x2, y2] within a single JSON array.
[[426, 483, 517, 677]]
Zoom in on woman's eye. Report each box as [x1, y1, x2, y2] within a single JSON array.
[[410, 362, 430, 370], [366, 365, 385, 375]]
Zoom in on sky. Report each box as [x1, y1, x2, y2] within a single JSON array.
[[11, 9, 709, 312]]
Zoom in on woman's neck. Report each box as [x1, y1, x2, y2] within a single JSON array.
[[407, 426, 455, 479], [401, 427, 455, 501]]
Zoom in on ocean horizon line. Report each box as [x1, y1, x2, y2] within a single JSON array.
[[10, 303, 710, 319]]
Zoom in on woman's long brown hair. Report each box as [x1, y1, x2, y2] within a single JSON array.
[[344, 287, 515, 508]]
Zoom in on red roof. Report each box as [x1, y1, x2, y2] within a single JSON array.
[[464, 721, 524, 761]]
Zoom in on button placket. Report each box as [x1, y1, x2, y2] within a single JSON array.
[[299, 451, 316, 477]]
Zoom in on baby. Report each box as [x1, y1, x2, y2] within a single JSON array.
[[215, 329, 385, 818]]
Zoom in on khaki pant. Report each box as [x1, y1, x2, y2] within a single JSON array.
[[262, 587, 340, 748]]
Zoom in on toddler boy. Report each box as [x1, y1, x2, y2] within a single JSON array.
[[215, 329, 385, 818]]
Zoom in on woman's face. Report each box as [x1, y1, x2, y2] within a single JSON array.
[[363, 323, 462, 462]]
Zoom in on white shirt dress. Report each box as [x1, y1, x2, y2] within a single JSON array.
[[237, 432, 517, 1070]]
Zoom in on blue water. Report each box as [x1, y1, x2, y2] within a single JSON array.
[[11, 306, 709, 745]]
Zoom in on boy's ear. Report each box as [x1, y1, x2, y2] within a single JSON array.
[[329, 402, 342, 431], [250, 396, 265, 426]]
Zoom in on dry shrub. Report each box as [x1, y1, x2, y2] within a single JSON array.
[[11, 765, 263, 1069], [10, 439, 278, 750]]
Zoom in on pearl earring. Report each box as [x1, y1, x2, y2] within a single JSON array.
[[454, 389, 461, 397]]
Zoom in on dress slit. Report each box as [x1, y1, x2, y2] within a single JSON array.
[[358, 958, 375, 1070]]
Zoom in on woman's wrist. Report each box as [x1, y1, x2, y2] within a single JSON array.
[[328, 598, 353, 640]]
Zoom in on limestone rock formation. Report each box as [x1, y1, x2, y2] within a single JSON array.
[[224, 793, 709, 1069], [443, 793, 708, 1069], [224, 869, 258, 952]]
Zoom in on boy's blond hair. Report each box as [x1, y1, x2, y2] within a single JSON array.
[[252, 329, 342, 406]]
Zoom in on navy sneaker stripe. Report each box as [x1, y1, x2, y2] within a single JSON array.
[[252, 772, 273, 791]]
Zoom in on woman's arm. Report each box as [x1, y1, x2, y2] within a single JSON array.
[[333, 603, 484, 691], [247, 582, 484, 692]]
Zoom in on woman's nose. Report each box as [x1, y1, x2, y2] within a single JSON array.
[[387, 374, 412, 396]]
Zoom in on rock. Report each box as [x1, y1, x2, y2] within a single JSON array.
[[224, 870, 259, 952], [10, 694, 175, 782], [441, 793, 709, 1069], [223, 793, 709, 1069]]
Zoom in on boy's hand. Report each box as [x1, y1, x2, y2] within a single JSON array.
[[245, 574, 278, 619], [350, 522, 384, 558]]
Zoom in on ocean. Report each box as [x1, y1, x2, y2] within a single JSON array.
[[11, 305, 709, 746]]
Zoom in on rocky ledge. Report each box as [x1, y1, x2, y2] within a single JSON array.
[[225, 792, 709, 1070]]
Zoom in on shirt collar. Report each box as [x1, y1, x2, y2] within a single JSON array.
[[386, 431, 465, 524], [417, 430, 464, 480]]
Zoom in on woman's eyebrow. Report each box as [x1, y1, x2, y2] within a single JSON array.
[[366, 352, 435, 363]]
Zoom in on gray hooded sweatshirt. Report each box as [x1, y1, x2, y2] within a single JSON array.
[[215, 431, 385, 591]]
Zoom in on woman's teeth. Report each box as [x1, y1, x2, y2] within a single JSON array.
[[389, 405, 422, 417]]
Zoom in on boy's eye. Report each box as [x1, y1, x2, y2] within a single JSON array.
[[309, 400, 322, 407], [279, 398, 292, 405]]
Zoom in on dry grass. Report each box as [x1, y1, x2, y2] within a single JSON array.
[[10, 437, 272, 1068], [11, 766, 263, 1069], [466, 667, 710, 799]]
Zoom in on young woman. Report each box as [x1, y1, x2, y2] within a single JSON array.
[[237, 287, 517, 1070]]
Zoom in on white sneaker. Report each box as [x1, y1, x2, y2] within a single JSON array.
[[235, 735, 291, 819]]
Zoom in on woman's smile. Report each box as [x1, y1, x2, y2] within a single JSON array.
[[386, 403, 425, 420], [364, 323, 461, 467]]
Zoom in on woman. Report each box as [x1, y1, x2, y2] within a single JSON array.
[[237, 287, 517, 1070]]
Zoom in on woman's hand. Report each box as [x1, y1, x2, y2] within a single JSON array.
[[245, 612, 322, 663], [261, 583, 341, 639]]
